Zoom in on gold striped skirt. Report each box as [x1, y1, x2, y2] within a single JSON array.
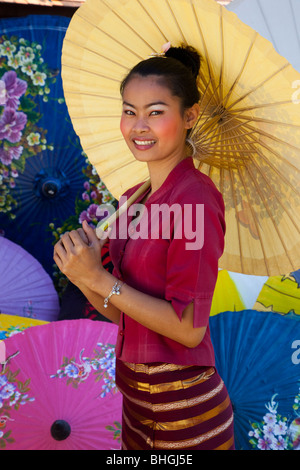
[[115, 359, 235, 450]]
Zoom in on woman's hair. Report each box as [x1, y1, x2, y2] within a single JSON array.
[[120, 44, 201, 113]]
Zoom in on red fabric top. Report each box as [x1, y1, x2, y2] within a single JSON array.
[[109, 157, 225, 365]]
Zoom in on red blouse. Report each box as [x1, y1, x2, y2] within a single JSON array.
[[109, 157, 225, 366]]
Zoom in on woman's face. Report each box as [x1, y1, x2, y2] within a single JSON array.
[[120, 75, 197, 165]]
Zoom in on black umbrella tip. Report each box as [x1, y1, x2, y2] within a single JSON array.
[[51, 420, 71, 441]]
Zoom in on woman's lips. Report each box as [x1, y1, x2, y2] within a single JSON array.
[[132, 139, 156, 150]]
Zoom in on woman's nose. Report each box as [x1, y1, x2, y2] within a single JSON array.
[[132, 118, 150, 133]]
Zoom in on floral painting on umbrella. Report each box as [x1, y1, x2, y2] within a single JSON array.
[[0, 320, 122, 450], [248, 390, 300, 450], [0, 15, 116, 283], [0, 35, 58, 218]]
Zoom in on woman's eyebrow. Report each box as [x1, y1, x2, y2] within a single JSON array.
[[122, 101, 168, 108]]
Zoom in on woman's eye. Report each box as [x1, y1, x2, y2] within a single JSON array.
[[150, 110, 163, 116], [124, 110, 135, 115]]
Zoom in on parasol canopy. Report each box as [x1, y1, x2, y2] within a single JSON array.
[[0, 319, 122, 450], [210, 268, 268, 316], [61, 0, 300, 276], [0, 237, 59, 321], [253, 268, 300, 318], [0, 15, 89, 277], [209, 309, 300, 450]]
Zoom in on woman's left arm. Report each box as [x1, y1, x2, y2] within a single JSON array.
[[53, 221, 205, 348]]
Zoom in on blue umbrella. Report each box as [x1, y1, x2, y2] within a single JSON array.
[[210, 309, 300, 450], [0, 15, 88, 276]]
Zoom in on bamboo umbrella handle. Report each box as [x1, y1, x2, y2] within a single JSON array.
[[96, 179, 151, 236]]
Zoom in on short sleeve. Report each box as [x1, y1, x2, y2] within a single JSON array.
[[165, 184, 225, 328]]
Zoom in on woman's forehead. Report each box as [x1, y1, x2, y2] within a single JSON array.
[[122, 75, 179, 104]]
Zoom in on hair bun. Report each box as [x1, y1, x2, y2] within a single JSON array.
[[165, 45, 201, 79]]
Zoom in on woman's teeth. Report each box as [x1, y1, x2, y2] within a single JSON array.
[[134, 140, 155, 145]]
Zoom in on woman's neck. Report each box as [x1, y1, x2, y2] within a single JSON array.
[[147, 153, 187, 195]]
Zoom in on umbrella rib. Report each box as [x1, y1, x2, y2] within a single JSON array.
[[247, 156, 300, 236], [242, 123, 300, 176], [239, 129, 300, 197], [242, 163, 298, 271], [243, 122, 300, 155], [226, 62, 291, 112], [227, 128, 297, 273], [230, 99, 296, 115], [234, 114, 300, 129], [62, 62, 122, 84], [219, 7, 225, 104], [63, 41, 129, 74], [235, 165, 270, 275], [73, 114, 121, 119], [192, 2, 221, 102], [198, 72, 221, 107], [196, 117, 257, 146], [62, 90, 121, 102], [194, 116, 259, 157], [136, 0, 169, 42], [99, 0, 175, 55], [224, 31, 258, 109], [76, 4, 144, 61], [198, 76, 220, 108], [221, 27, 258, 110], [228, 167, 245, 273], [165, 0, 186, 43]]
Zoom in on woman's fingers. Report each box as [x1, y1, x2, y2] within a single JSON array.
[[82, 220, 98, 243], [68, 229, 87, 248], [76, 227, 89, 244]]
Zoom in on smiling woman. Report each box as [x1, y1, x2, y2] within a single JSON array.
[[54, 44, 234, 450]]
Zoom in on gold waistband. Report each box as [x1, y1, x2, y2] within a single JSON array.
[[118, 362, 216, 395], [122, 362, 195, 375]]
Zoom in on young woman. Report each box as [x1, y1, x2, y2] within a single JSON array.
[[54, 45, 235, 450]]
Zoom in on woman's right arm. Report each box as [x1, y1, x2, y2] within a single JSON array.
[[77, 282, 121, 325]]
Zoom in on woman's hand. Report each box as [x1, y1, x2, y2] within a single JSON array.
[[53, 220, 109, 287]]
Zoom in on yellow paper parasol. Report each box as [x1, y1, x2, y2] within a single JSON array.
[[61, 0, 300, 276]]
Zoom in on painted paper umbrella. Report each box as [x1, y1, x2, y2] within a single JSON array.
[[210, 269, 268, 316], [254, 268, 300, 318], [0, 319, 122, 450], [0, 313, 48, 341], [0, 237, 59, 321], [0, 15, 90, 277], [61, 0, 300, 276], [209, 309, 300, 450]]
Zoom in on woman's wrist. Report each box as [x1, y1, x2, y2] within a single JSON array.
[[88, 267, 119, 299]]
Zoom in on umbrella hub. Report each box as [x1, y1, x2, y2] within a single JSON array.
[[34, 168, 70, 201], [51, 420, 71, 441], [211, 105, 229, 123]]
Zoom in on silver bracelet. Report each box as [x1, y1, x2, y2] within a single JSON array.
[[104, 281, 123, 308]]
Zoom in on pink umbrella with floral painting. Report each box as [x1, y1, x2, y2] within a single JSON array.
[[0, 319, 122, 450]]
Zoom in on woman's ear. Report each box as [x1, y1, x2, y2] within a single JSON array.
[[184, 103, 200, 130]]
